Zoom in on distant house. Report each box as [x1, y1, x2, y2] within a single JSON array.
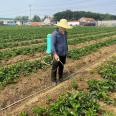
[[43, 16, 53, 25], [16, 21, 23, 26], [68, 20, 80, 26], [7, 21, 16, 25], [97, 20, 116, 27], [79, 17, 96, 26], [0, 18, 16, 26], [24, 22, 31, 26], [31, 22, 44, 26], [51, 19, 57, 25], [16, 20, 32, 26]]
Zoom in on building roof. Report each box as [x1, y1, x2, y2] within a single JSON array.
[[68, 20, 79, 22], [79, 17, 95, 22], [31, 22, 43, 26]]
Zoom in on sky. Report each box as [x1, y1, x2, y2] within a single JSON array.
[[0, 0, 116, 18]]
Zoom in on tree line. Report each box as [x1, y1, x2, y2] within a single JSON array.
[[14, 10, 116, 22], [15, 15, 41, 22], [53, 10, 116, 21]]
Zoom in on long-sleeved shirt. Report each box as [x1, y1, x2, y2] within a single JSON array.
[[51, 29, 68, 56]]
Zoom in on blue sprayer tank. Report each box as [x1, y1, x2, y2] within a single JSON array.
[[46, 34, 52, 54]]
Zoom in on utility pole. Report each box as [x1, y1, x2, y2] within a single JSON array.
[[29, 4, 32, 21], [73, 9, 74, 20]]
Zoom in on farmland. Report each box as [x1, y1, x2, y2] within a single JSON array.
[[0, 26, 116, 116]]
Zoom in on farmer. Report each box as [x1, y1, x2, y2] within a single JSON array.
[[51, 19, 72, 84]]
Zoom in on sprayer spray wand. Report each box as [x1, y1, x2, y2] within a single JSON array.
[[57, 58, 64, 67]]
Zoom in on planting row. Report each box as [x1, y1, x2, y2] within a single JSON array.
[[0, 32, 116, 61], [68, 31, 116, 45], [0, 55, 51, 86], [88, 56, 116, 104], [0, 44, 46, 60], [0, 26, 116, 43], [0, 39, 43, 49], [1, 30, 116, 50], [19, 57, 116, 116], [68, 28, 116, 38], [68, 38, 116, 60], [0, 38, 115, 86], [0, 26, 54, 41], [0, 27, 115, 45]]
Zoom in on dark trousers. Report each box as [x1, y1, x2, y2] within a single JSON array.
[[51, 56, 66, 82]]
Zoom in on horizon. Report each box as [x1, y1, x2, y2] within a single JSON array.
[[0, 10, 116, 19], [0, 0, 116, 18]]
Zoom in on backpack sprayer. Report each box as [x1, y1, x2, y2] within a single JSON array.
[[45, 34, 64, 67]]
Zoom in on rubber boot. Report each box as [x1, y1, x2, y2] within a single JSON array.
[[51, 69, 57, 83], [58, 70, 63, 82]]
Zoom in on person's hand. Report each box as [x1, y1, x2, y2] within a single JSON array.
[[54, 53, 59, 61]]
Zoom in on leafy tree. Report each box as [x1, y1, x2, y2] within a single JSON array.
[[15, 16, 29, 22], [32, 15, 41, 22], [54, 10, 116, 21]]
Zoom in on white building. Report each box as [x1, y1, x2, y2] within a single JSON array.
[[68, 21, 80, 26], [97, 20, 116, 27], [43, 16, 52, 25], [79, 17, 96, 26], [16, 21, 22, 26], [0, 18, 16, 25]]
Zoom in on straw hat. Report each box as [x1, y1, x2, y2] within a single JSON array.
[[55, 19, 72, 29]]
